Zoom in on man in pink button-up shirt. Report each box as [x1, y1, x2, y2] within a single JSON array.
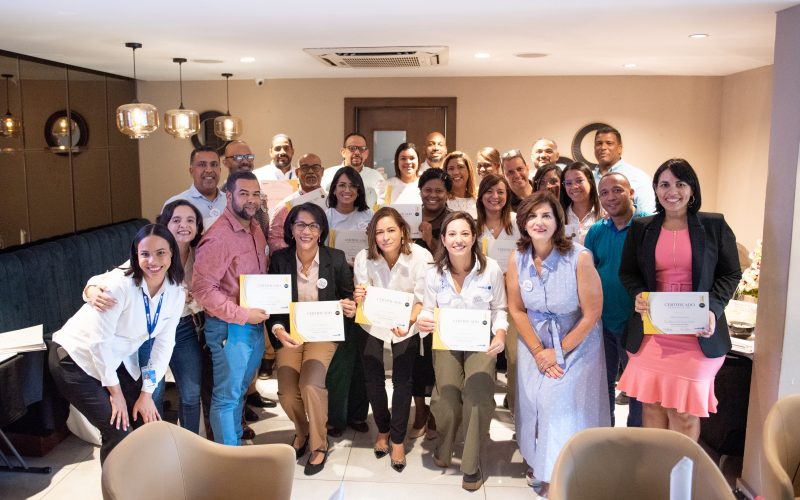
[[193, 170, 269, 445]]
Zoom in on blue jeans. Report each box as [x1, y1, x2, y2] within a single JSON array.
[[203, 316, 265, 445], [603, 328, 642, 427], [138, 315, 203, 433]]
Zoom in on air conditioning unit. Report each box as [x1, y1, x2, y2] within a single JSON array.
[[304, 46, 448, 69]]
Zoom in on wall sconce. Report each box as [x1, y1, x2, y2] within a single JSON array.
[[116, 42, 159, 139], [1, 74, 22, 138], [213, 73, 242, 140], [164, 58, 199, 139]]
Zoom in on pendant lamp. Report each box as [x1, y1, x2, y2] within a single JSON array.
[[116, 42, 159, 139], [164, 58, 199, 139], [213, 73, 242, 140], [1, 74, 22, 138]]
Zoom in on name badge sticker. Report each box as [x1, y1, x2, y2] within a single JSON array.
[[522, 279, 534, 292], [209, 208, 221, 218], [317, 278, 328, 289]]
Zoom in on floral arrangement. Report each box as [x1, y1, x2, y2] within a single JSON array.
[[737, 239, 762, 299]]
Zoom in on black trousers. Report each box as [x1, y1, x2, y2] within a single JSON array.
[[412, 334, 435, 398], [361, 333, 419, 444], [48, 342, 142, 463]]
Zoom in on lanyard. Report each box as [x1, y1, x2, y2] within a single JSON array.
[[141, 289, 165, 365]]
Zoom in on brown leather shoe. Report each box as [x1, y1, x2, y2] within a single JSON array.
[[242, 424, 256, 440]]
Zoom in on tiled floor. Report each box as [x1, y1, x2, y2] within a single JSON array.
[[1, 373, 631, 500]]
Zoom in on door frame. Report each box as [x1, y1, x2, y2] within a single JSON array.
[[344, 97, 457, 148]]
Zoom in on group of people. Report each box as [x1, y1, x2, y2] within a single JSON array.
[[47, 125, 742, 496]]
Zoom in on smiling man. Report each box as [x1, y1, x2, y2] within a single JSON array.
[[192, 170, 269, 446], [254, 133, 296, 181], [501, 149, 534, 211], [164, 146, 226, 228], [321, 132, 385, 208], [591, 127, 655, 214], [418, 131, 448, 174]]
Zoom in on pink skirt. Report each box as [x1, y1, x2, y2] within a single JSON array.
[[617, 335, 724, 418]]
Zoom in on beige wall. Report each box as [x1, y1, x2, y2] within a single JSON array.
[[137, 75, 726, 222], [717, 66, 773, 250]]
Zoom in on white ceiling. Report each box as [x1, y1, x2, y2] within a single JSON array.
[[1, 0, 795, 81]]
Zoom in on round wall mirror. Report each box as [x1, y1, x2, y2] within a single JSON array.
[[191, 110, 229, 153], [571, 122, 612, 170], [44, 110, 89, 153]]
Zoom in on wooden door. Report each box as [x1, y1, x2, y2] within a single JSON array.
[[345, 97, 456, 178]]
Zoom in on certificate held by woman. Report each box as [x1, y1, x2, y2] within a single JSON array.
[[432, 307, 491, 352], [289, 300, 345, 343]]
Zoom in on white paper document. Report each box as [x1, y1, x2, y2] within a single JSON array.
[[432, 308, 491, 352], [329, 230, 368, 264], [355, 286, 414, 331], [0, 324, 46, 355], [483, 237, 516, 273], [285, 188, 328, 211], [290, 301, 345, 343], [391, 204, 423, 239], [239, 274, 292, 314], [644, 292, 709, 335]]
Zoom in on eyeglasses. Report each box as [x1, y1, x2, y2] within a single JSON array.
[[292, 221, 321, 232], [298, 164, 323, 173], [345, 145, 368, 153], [225, 154, 255, 162], [335, 182, 358, 191], [563, 178, 587, 188], [501, 149, 523, 161]]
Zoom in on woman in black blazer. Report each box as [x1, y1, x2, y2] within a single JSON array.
[[618, 159, 741, 440], [266, 203, 356, 476]]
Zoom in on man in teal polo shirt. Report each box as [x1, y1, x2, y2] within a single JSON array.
[[584, 172, 650, 427]]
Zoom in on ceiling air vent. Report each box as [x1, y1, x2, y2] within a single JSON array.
[[304, 46, 448, 69]]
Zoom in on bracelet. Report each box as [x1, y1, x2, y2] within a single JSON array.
[[531, 344, 544, 355]]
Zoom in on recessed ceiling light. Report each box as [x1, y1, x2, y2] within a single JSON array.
[[623, 63, 637, 69], [474, 52, 490, 59], [192, 59, 224, 64], [514, 52, 548, 59], [240, 56, 256, 63], [689, 33, 710, 39]]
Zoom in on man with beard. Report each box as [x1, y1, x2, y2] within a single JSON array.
[[418, 131, 447, 174], [321, 133, 385, 208], [583, 172, 649, 428], [268, 153, 326, 254], [193, 171, 269, 445], [254, 133, 296, 181], [164, 146, 226, 228]]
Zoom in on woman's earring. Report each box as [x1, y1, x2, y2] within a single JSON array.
[[689, 195, 696, 207]]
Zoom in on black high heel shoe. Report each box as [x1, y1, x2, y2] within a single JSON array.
[[374, 446, 389, 459], [292, 434, 309, 460], [390, 443, 406, 472], [304, 448, 329, 476]]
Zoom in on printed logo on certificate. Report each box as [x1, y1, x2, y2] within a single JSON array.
[[355, 286, 414, 331], [329, 230, 368, 264], [642, 291, 710, 335], [239, 275, 292, 314], [391, 204, 422, 239], [285, 187, 327, 211], [432, 308, 491, 352], [289, 301, 345, 343]]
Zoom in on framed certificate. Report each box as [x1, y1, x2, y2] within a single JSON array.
[[355, 286, 414, 331], [260, 180, 298, 214], [432, 308, 491, 352], [481, 237, 516, 273], [285, 187, 327, 211], [289, 301, 345, 343], [643, 292, 710, 335], [391, 203, 423, 239], [329, 229, 368, 264], [239, 274, 292, 314]]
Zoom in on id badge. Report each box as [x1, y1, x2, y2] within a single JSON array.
[[142, 364, 157, 391]]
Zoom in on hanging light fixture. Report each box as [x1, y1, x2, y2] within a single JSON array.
[[164, 58, 199, 139], [1, 74, 22, 138], [116, 42, 159, 139], [213, 73, 243, 140]]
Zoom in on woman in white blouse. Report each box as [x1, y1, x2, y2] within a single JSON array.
[[384, 142, 422, 205], [49, 224, 185, 463], [417, 212, 508, 491], [560, 162, 602, 244], [444, 151, 478, 218], [326, 166, 374, 258], [353, 206, 432, 472]]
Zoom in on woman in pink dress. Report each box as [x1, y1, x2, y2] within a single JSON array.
[[617, 159, 741, 440]]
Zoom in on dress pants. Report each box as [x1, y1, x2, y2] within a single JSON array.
[[276, 341, 337, 453], [431, 349, 497, 475], [326, 324, 369, 431], [48, 343, 142, 464], [204, 316, 265, 445], [137, 315, 202, 433], [361, 333, 419, 444], [412, 334, 435, 398], [603, 328, 642, 427]]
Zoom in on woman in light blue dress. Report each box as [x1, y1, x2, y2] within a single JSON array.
[[506, 191, 609, 497]]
